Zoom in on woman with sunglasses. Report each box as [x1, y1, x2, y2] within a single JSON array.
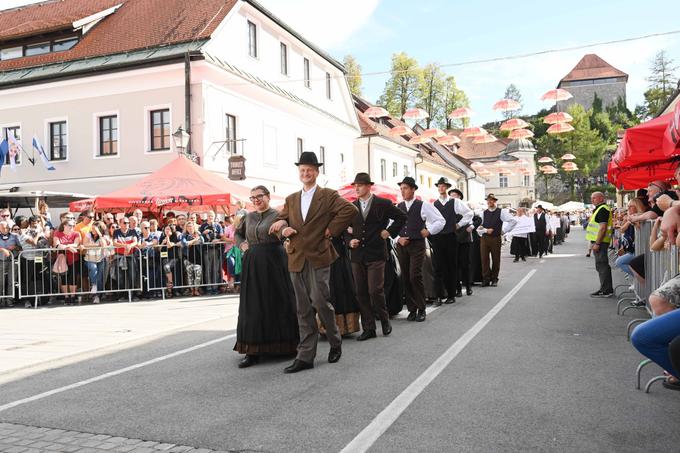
[[233, 186, 298, 368], [53, 219, 81, 305]]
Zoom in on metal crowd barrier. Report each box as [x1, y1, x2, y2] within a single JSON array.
[[0, 256, 16, 303], [144, 241, 229, 298], [17, 247, 143, 308]]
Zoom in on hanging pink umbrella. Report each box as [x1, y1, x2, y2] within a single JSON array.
[[421, 128, 447, 138], [500, 118, 529, 131], [492, 98, 521, 112], [562, 161, 578, 170], [547, 122, 575, 134], [543, 112, 573, 124], [540, 88, 573, 102], [408, 135, 431, 145], [364, 106, 390, 118], [561, 153, 576, 160], [473, 134, 498, 144], [402, 108, 429, 120], [509, 129, 534, 140], [387, 125, 413, 137], [448, 107, 474, 119], [537, 156, 553, 163], [460, 126, 487, 137], [436, 135, 461, 145]]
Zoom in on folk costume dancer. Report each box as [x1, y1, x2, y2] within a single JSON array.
[[449, 188, 475, 296], [479, 194, 515, 287]]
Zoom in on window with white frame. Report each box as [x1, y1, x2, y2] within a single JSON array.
[[247, 21, 257, 58], [3, 126, 21, 165], [297, 138, 303, 158], [280, 42, 288, 75], [49, 121, 67, 160], [340, 152, 344, 163], [303, 58, 311, 89], [326, 72, 332, 99], [380, 159, 386, 181], [98, 115, 118, 156], [150, 109, 170, 151], [319, 146, 326, 174], [499, 172, 508, 188], [225, 114, 236, 154], [404, 165, 409, 177], [392, 162, 398, 177], [523, 174, 531, 187]]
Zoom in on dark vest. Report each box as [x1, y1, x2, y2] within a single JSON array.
[[350, 196, 405, 263], [434, 199, 456, 235], [398, 199, 425, 240], [534, 213, 546, 232], [482, 209, 502, 237]]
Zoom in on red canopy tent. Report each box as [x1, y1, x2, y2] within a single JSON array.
[[69, 156, 260, 213], [663, 101, 680, 157]]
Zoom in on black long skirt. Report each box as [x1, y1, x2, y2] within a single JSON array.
[[384, 239, 404, 316], [325, 237, 361, 335], [234, 243, 299, 355], [510, 236, 530, 257]]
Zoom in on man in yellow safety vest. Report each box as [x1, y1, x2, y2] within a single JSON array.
[[586, 192, 613, 297]]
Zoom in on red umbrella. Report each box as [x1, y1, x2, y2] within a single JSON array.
[[537, 156, 553, 163], [500, 118, 529, 131], [436, 135, 461, 145], [540, 88, 573, 102], [509, 129, 534, 140], [421, 128, 446, 138], [492, 98, 521, 112], [473, 134, 498, 144], [448, 107, 474, 119], [460, 126, 487, 137], [543, 112, 573, 124], [364, 106, 390, 118], [561, 153, 576, 160], [387, 125, 413, 136], [402, 108, 429, 120], [547, 123, 575, 134]]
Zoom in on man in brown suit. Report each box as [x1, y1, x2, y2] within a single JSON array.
[[270, 152, 358, 373]]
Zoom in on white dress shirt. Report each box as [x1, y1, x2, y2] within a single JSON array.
[[403, 198, 445, 235], [300, 185, 317, 221], [359, 194, 373, 217]]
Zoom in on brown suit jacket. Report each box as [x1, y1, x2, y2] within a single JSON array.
[[276, 186, 358, 272]]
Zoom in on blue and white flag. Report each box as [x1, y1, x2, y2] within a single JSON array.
[[6, 133, 19, 172], [33, 137, 55, 171], [0, 139, 7, 176]]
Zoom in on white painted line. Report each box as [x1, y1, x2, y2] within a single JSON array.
[[0, 334, 235, 413], [340, 269, 537, 453]]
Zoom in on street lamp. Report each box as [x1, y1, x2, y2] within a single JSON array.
[[172, 126, 197, 163]]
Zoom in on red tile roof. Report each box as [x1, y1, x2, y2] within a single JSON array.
[[0, 0, 237, 72], [559, 53, 628, 83], [447, 129, 510, 160]]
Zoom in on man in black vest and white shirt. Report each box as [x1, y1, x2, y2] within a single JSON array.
[[431, 177, 473, 305], [479, 194, 515, 287], [533, 205, 549, 258], [348, 173, 407, 341], [396, 177, 445, 322], [449, 188, 476, 296]]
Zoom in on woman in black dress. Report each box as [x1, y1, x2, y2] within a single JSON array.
[[233, 185, 299, 368]]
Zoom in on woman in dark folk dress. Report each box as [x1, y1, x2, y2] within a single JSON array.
[[233, 186, 299, 368]]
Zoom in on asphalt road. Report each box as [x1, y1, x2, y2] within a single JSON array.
[[1, 229, 679, 453]]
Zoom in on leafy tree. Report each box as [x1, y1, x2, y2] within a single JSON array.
[[442, 76, 470, 129], [592, 93, 603, 114], [502, 84, 523, 119], [418, 63, 446, 128], [343, 55, 363, 97], [377, 52, 422, 118], [635, 50, 678, 120]]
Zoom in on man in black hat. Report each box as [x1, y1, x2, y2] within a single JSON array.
[[431, 177, 473, 304], [270, 152, 357, 373], [395, 176, 445, 322], [449, 188, 475, 296], [533, 205, 549, 258], [479, 194, 515, 286], [348, 173, 407, 341]]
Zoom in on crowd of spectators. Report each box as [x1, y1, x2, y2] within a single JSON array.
[[0, 204, 243, 308]]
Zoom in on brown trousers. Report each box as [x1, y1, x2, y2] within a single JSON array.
[[396, 239, 426, 312], [351, 260, 387, 331], [480, 235, 502, 283]]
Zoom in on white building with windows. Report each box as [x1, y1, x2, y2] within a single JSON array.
[[0, 0, 359, 197]]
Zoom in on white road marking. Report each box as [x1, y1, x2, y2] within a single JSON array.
[[0, 334, 235, 413], [340, 269, 537, 453]]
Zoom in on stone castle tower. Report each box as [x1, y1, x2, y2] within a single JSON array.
[[557, 54, 628, 111]]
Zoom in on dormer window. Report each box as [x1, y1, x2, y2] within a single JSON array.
[[25, 42, 50, 57], [0, 34, 80, 61]]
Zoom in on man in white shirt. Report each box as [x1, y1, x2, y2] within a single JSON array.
[[395, 177, 445, 322], [479, 194, 516, 287], [431, 177, 473, 305]]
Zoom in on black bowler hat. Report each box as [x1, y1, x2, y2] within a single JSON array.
[[351, 172, 374, 185], [295, 151, 323, 167], [449, 188, 464, 198], [536, 204, 544, 209], [397, 176, 418, 190], [486, 193, 498, 201], [435, 177, 452, 188]]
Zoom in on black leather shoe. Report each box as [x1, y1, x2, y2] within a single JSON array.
[[328, 346, 342, 363], [466, 287, 473, 296], [433, 298, 442, 307], [357, 330, 377, 341], [455, 289, 463, 298], [284, 359, 314, 373], [521, 256, 526, 261], [481, 282, 490, 287], [381, 319, 392, 336], [491, 280, 498, 287], [238, 355, 259, 368], [415, 309, 426, 322], [407, 311, 417, 321], [444, 297, 455, 304]]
